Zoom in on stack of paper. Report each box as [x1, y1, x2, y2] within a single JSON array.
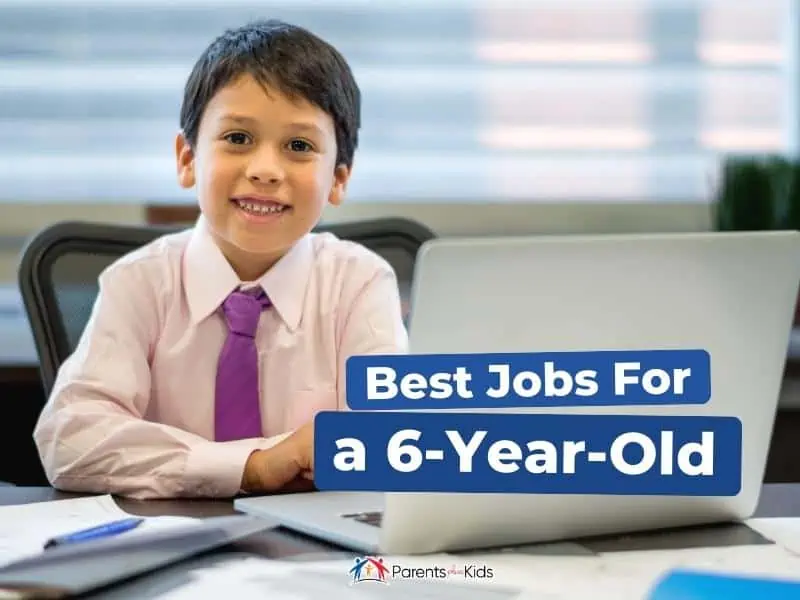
[[0, 495, 198, 568]]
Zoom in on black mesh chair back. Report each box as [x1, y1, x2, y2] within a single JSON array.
[[18, 217, 435, 396]]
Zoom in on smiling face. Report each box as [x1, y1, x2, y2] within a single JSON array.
[[175, 73, 351, 280]]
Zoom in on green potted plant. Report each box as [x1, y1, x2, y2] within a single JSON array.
[[713, 154, 797, 232], [712, 154, 800, 322], [779, 160, 800, 232]]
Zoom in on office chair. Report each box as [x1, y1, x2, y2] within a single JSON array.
[[18, 217, 435, 396]]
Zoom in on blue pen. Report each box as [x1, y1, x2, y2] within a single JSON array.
[[43, 517, 145, 549]]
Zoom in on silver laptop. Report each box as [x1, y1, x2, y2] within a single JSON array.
[[235, 231, 800, 555]]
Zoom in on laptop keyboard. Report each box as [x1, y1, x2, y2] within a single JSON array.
[[341, 511, 383, 527]]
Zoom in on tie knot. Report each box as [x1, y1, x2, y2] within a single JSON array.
[[221, 288, 270, 337]]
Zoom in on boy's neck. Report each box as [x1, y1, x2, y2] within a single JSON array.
[[215, 237, 289, 282], [231, 260, 276, 283]]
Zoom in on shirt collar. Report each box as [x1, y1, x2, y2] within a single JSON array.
[[183, 215, 314, 332]]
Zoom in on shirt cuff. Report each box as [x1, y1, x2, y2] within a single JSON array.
[[258, 431, 292, 449], [183, 440, 261, 498]]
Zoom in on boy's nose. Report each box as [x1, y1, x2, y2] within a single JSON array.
[[245, 148, 285, 184]]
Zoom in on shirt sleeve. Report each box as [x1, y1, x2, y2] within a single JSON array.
[[33, 260, 284, 500], [336, 257, 410, 409]]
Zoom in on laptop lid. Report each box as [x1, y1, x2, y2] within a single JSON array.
[[370, 231, 800, 553]]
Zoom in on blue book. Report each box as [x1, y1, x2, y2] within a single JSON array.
[[649, 569, 800, 599]]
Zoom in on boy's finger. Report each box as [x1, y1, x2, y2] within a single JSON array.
[[280, 475, 316, 493]]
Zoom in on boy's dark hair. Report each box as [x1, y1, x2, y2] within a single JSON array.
[[179, 19, 360, 168]]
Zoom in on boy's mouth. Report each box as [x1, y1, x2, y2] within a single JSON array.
[[231, 195, 291, 217]]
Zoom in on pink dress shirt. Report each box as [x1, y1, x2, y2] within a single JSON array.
[[33, 216, 409, 499]]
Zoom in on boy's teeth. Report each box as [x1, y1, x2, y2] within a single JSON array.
[[237, 200, 285, 215]]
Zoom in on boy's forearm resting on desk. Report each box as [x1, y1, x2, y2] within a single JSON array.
[[34, 403, 294, 500]]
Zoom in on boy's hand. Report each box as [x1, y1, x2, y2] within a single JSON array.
[[240, 423, 315, 493], [289, 421, 314, 477]]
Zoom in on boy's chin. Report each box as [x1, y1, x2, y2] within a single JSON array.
[[228, 227, 305, 259], [231, 236, 293, 258]]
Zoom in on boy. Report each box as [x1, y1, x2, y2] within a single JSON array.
[[32, 19, 408, 499]]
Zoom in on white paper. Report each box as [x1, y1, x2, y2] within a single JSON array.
[[0, 494, 198, 568], [380, 520, 800, 600], [747, 517, 800, 554]]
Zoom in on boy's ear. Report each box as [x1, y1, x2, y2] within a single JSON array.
[[328, 163, 352, 207], [175, 132, 196, 189]]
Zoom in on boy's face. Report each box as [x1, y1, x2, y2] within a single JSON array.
[[175, 74, 350, 276]]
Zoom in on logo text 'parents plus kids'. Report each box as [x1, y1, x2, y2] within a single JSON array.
[[348, 556, 493, 585], [345, 350, 710, 410], [314, 412, 742, 496]]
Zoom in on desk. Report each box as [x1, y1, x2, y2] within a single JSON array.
[[1, 485, 799, 598]]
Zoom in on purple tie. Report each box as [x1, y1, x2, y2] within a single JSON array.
[[214, 288, 271, 442]]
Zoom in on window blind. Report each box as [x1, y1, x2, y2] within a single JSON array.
[[0, 0, 795, 203]]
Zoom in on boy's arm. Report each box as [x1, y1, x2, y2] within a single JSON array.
[[33, 262, 286, 500]]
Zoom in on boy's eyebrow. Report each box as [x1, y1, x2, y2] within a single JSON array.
[[286, 122, 325, 136], [218, 114, 325, 136], [219, 114, 259, 126]]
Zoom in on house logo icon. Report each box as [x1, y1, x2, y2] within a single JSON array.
[[349, 556, 390, 584]]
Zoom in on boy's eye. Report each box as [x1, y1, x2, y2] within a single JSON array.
[[224, 132, 251, 145], [288, 139, 313, 152]]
